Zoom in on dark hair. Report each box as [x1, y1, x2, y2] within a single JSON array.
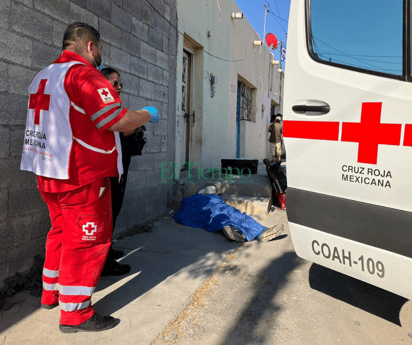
[[276, 113, 283, 117], [271, 114, 276, 122], [62, 22, 100, 50], [100, 67, 120, 79]]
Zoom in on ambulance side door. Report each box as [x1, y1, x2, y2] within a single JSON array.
[[283, 0, 412, 297]]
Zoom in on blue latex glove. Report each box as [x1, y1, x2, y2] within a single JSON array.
[[143, 106, 159, 123]]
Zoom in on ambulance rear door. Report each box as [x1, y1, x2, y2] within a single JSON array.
[[283, 0, 412, 299]]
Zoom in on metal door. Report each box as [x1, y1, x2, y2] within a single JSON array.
[[181, 50, 194, 169]]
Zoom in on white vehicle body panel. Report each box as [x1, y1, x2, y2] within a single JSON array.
[[284, 0, 412, 298]]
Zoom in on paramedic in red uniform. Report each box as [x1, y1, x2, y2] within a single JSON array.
[[20, 22, 159, 333]]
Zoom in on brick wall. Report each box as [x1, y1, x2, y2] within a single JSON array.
[[0, 0, 177, 288]]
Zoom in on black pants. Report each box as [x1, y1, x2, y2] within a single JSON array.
[[107, 131, 142, 262], [107, 154, 131, 260], [110, 157, 131, 229]]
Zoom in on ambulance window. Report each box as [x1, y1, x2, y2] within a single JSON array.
[[309, 0, 403, 77]]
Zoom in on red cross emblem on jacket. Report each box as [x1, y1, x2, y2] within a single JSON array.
[[82, 222, 97, 236], [29, 79, 51, 126]]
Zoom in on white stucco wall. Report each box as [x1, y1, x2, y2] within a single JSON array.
[[229, 2, 283, 162], [176, 0, 283, 171], [176, 0, 233, 170]]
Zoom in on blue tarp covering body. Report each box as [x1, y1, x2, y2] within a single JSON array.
[[173, 194, 266, 241]]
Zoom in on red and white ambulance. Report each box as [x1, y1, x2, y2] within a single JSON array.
[[283, 0, 412, 301]]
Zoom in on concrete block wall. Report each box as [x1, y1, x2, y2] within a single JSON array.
[[0, 0, 178, 288]]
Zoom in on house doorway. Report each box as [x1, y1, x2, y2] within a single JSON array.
[[180, 49, 193, 170]]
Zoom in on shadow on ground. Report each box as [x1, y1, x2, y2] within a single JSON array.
[[309, 263, 408, 326], [214, 250, 407, 345], [93, 225, 236, 316], [218, 247, 303, 345], [0, 219, 238, 335]]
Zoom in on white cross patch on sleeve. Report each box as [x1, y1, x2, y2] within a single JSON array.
[[98, 88, 115, 103]]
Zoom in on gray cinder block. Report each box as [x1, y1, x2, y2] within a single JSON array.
[[124, 0, 142, 20], [9, 65, 36, 96], [145, 135, 162, 153], [141, 41, 156, 63], [155, 84, 168, 103], [70, 2, 98, 29], [86, 0, 111, 22], [131, 17, 148, 41], [32, 43, 60, 70], [8, 185, 46, 217], [0, 126, 10, 159], [130, 56, 148, 78], [156, 49, 169, 70], [110, 46, 131, 72], [149, 28, 163, 51], [34, 0, 71, 24], [0, 188, 8, 220], [148, 63, 163, 84], [112, 4, 132, 32], [121, 31, 140, 56], [99, 19, 122, 48], [12, 2, 53, 45], [139, 79, 155, 100], [0, 30, 32, 67]]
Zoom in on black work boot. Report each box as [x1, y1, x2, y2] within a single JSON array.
[[59, 313, 117, 333], [107, 244, 125, 260], [41, 293, 59, 309], [108, 247, 125, 260], [101, 259, 131, 277], [41, 302, 59, 309]]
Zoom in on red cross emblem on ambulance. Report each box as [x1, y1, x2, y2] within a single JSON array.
[[341, 103, 402, 164], [82, 222, 97, 236], [283, 102, 407, 165]]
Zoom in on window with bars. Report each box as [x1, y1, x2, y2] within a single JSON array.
[[237, 80, 256, 122]]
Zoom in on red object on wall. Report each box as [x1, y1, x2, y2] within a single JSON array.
[[266, 33, 278, 50]]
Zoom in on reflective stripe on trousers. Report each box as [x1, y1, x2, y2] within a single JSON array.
[[43, 268, 59, 278], [59, 285, 96, 296], [43, 282, 59, 291], [59, 300, 91, 312]]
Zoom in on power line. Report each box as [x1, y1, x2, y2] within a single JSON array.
[[269, 12, 288, 24], [313, 36, 402, 73], [319, 52, 402, 59], [271, 0, 287, 33], [264, 1, 288, 23], [209, 0, 222, 34], [328, 58, 401, 73], [144, 0, 259, 63], [318, 52, 402, 65], [264, 0, 288, 35], [313, 36, 385, 71], [264, 0, 284, 33]]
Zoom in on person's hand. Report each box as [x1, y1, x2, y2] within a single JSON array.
[[123, 128, 135, 136], [142, 106, 159, 123]]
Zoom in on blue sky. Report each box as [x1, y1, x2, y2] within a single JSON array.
[[233, 0, 402, 76], [310, 0, 402, 75], [234, 0, 290, 63]]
